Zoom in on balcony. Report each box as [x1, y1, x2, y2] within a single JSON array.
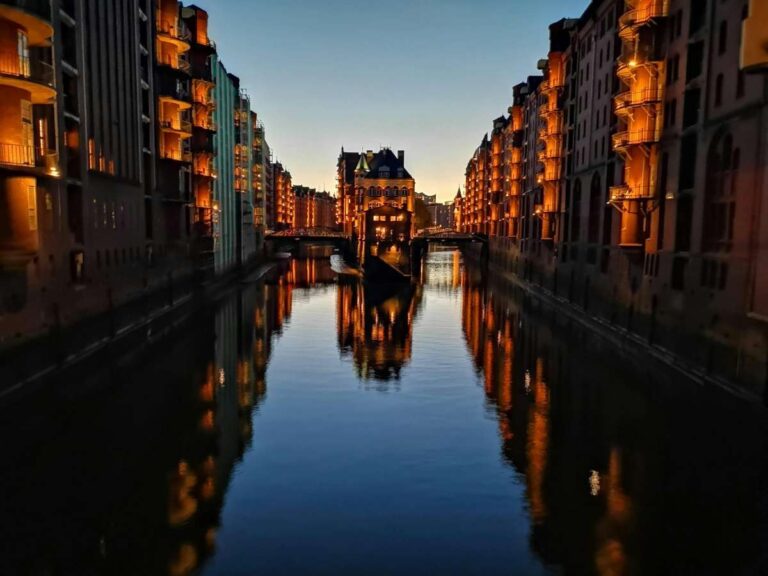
[[610, 184, 655, 201], [612, 129, 660, 152], [619, 0, 669, 41], [160, 118, 192, 135], [617, 56, 664, 81], [741, 0, 768, 71], [161, 148, 192, 163], [0, 1, 52, 45], [0, 143, 58, 173], [0, 51, 55, 102], [156, 16, 191, 50], [614, 86, 664, 114], [194, 162, 217, 179]]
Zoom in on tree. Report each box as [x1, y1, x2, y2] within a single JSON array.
[[414, 199, 433, 230]]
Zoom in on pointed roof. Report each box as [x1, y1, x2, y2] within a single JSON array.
[[455, 187, 462, 199], [355, 154, 370, 173]]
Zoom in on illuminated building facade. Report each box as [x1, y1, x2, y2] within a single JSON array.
[[183, 5, 217, 268], [292, 185, 337, 230], [154, 0, 193, 261], [336, 148, 415, 243], [0, 0, 282, 349], [458, 0, 768, 398], [271, 161, 293, 230]]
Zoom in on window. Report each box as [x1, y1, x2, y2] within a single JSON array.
[[703, 131, 737, 252], [675, 194, 693, 252], [588, 173, 601, 243]]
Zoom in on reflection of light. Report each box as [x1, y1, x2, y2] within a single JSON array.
[[524, 370, 532, 393], [218, 368, 226, 385], [628, 59, 637, 68], [590, 470, 601, 496]]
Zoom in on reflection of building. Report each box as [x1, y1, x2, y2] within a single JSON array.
[[458, 254, 764, 575], [336, 280, 422, 381], [336, 148, 415, 241]]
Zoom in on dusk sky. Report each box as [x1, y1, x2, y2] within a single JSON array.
[[207, 0, 585, 202]]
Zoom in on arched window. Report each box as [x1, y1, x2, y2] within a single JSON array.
[[368, 186, 375, 197], [385, 187, 391, 197], [703, 131, 737, 252]]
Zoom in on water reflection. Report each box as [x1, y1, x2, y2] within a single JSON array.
[[337, 279, 423, 383], [0, 254, 764, 576], [0, 274, 291, 576], [459, 262, 767, 576]]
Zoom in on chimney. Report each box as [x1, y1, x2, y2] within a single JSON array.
[[398, 150, 405, 164]]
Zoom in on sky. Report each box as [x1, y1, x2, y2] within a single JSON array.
[[206, 0, 586, 202]]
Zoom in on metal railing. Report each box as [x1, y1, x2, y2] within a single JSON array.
[[610, 184, 655, 201], [0, 143, 57, 169], [614, 87, 664, 112], [612, 129, 660, 149], [156, 15, 191, 42], [0, 51, 54, 87], [619, 0, 669, 38]]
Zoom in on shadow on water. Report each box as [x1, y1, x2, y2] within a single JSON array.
[[0, 253, 764, 575]]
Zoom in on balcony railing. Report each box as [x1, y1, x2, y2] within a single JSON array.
[[0, 51, 54, 88], [614, 87, 664, 112], [610, 184, 655, 201], [619, 0, 669, 40], [0, 143, 57, 170], [156, 16, 191, 42], [161, 148, 192, 163], [612, 129, 660, 150], [1, 0, 52, 22]]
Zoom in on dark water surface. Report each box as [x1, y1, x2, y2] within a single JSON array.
[[0, 251, 766, 576]]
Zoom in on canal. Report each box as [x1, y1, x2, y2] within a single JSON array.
[[0, 250, 766, 575]]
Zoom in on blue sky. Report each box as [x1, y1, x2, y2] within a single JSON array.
[[206, 0, 586, 202]]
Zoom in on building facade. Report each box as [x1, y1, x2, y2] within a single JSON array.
[[292, 185, 337, 230], [336, 148, 415, 242], [458, 0, 768, 399], [0, 0, 281, 350]]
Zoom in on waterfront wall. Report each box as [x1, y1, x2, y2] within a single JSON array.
[[483, 237, 767, 403]]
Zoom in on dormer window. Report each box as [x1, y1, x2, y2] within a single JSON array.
[[397, 168, 404, 178], [379, 167, 390, 178]]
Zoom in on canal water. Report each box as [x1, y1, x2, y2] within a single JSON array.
[[0, 250, 766, 576]]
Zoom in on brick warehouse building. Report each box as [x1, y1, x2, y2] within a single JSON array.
[[0, 0, 285, 350], [458, 0, 768, 400]]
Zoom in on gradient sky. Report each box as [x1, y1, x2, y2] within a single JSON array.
[[206, 0, 586, 202]]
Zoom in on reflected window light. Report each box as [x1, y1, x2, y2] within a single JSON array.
[[218, 368, 226, 386], [524, 370, 532, 393], [589, 470, 601, 496]]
